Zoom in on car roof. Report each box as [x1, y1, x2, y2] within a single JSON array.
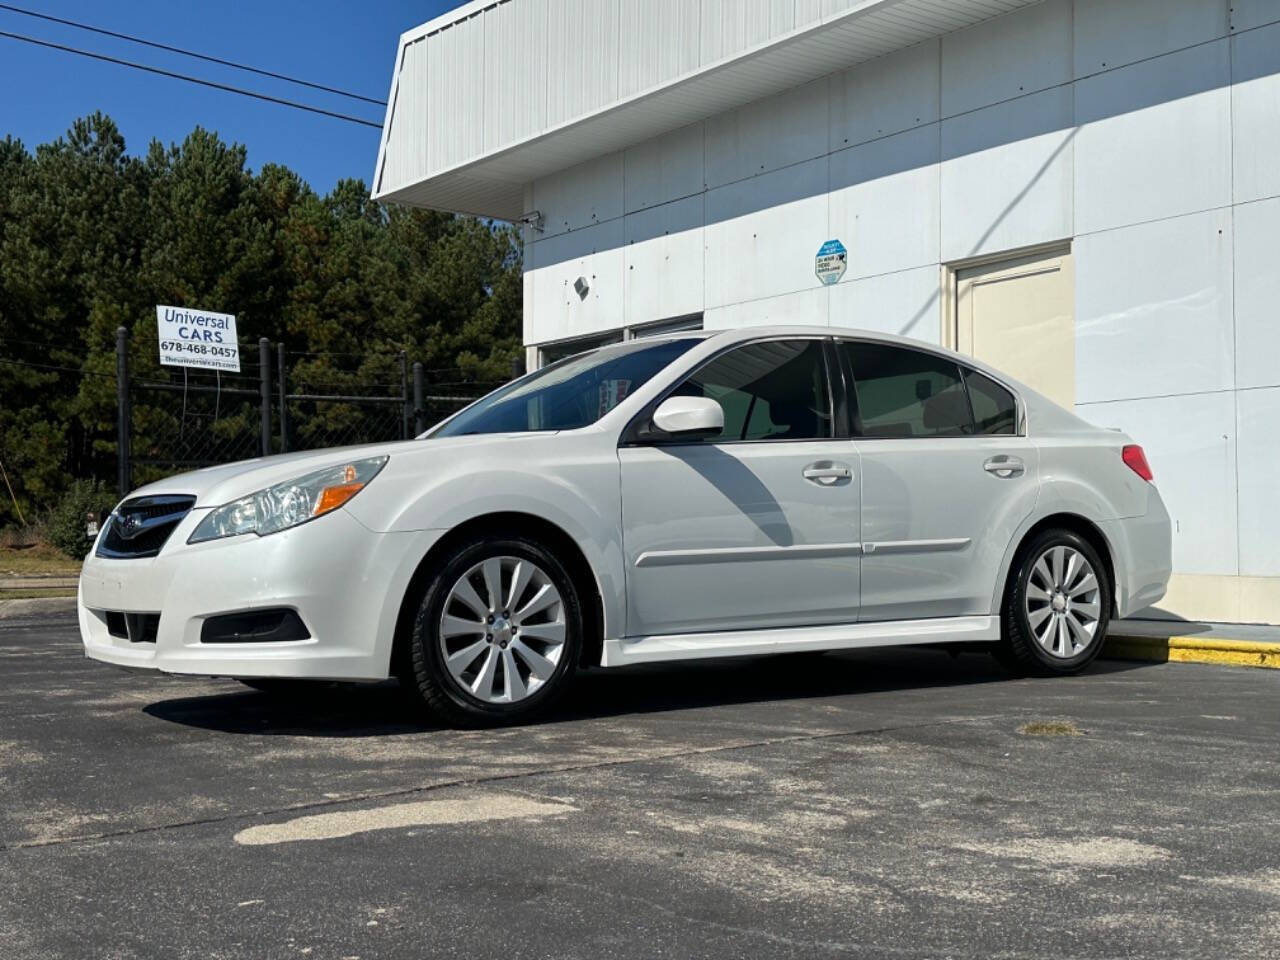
[[701, 324, 984, 374], [704, 323, 936, 350]]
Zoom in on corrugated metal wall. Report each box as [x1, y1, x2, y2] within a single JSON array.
[[378, 0, 934, 197], [619, 0, 700, 99], [483, 0, 548, 152]]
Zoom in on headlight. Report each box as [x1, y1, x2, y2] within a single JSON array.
[[188, 456, 388, 544]]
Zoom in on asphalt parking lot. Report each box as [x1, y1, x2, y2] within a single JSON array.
[[2, 612, 1278, 959]]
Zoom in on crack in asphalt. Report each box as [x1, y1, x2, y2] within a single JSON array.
[[0, 714, 997, 853]]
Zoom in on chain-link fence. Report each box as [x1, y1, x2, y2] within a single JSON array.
[[116, 329, 512, 495]]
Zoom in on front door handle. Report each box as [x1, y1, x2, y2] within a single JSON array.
[[802, 461, 853, 486], [983, 455, 1025, 479]]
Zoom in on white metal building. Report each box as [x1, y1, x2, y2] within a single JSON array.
[[373, 0, 1280, 626]]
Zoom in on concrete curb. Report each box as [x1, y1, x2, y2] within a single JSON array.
[[0, 577, 79, 591], [0, 596, 78, 621], [1104, 634, 1280, 669]]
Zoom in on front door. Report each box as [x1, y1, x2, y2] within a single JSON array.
[[619, 339, 861, 637], [838, 339, 1040, 621]]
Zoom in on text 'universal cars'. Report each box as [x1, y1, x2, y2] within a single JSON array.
[[80, 326, 1171, 725]]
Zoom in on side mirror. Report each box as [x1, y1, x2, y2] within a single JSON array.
[[650, 395, 724, 439]]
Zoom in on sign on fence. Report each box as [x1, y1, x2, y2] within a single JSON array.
[[155, 305, 241, 372]]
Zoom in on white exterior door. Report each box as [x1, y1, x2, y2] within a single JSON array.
[[619, 339, 861, 637], [955, 246, 1074, 408], [838, 339, 1040, 621]]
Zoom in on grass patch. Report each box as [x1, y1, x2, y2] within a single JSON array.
[[0, 543, 83, 577], [1018, 720, 1083, 737], [0, 589, 77, 600]]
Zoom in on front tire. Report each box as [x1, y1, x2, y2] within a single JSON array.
[[407, 534, 583, 727], [996, 529, 1111, 676]]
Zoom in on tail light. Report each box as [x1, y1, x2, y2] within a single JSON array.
[[1122, 444, 1153, 482]]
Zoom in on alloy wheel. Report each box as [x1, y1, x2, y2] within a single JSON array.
[[1025, 545, 1102, 659], [438, 555, 567, 704]]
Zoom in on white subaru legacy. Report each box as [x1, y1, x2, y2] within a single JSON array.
[[80, 326, 1171, 725]]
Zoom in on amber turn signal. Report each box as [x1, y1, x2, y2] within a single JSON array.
[[314, 479, 366, 516]]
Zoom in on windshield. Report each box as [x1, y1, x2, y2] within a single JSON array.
[[429, 337, 702, 438]]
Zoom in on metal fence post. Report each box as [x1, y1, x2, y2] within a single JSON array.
[[259, 338, 272, 457], [413, 362, 426, 436], [276, 342, 289, 453], [115, 326, 131, 496], [399, 352, 409, 440]]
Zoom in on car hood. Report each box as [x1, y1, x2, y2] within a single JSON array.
[[123, 433, 556, 508]]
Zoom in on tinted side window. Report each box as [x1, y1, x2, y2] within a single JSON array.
[[842, 342, 972, 438], [672, 340, 832, 441], [964, 370, 1018, 435]]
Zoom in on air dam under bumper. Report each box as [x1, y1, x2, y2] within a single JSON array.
[[78, 508, 441, 680]]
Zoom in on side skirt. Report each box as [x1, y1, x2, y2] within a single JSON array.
[[601, 616, 1000, 667]]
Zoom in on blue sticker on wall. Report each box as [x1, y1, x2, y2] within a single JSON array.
[[815, 239, 847, 286]]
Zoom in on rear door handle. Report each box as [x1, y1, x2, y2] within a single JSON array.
[[802, 461, 853, 486], [983, 455, 1025, 479]]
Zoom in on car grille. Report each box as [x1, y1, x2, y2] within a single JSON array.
[[96, 495, 196, 559]]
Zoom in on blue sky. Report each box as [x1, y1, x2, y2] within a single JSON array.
[[0, 1, 461, 194]]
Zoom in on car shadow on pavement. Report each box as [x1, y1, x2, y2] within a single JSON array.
[[142, 681, 439, 736], [559, 647, 1152, 722], [141, 647, 1155, 737]]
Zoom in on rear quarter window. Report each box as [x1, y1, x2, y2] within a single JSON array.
[[964, 370, 1018, 435]]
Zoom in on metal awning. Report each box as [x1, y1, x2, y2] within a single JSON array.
[[373, 0, 1036, 220]]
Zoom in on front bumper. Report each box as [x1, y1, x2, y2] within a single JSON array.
[[78, 508, 441, 680]]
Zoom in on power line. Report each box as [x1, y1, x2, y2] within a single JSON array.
[[0, 2, 385, 106], [0, 30, 383, 129]]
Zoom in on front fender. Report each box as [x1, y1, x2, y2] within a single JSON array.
[[347, 449, 626, 643]]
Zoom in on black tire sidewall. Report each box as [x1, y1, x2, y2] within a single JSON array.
[[1005, 529, 1111, 674], [411, 535, 582, 723]]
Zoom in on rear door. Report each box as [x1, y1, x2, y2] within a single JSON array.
[[619, 338, 862, 637], [837, 339, 1039, 621]]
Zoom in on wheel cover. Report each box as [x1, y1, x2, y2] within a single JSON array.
[[438, 555, 566, 704], [1025, 545, 1102, 659]]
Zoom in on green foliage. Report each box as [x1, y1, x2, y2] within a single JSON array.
[[45, 479, 117, 559], [0, 114, 523, 523]]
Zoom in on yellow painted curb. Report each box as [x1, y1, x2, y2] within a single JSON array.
[[1104, 635, 1280, 669]]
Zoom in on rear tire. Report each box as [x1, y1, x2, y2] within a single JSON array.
[[406, 533, 583, 727], [996, 528, 1111, 676]]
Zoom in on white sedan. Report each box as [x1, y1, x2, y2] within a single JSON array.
[[80, 326, 1172, 725]]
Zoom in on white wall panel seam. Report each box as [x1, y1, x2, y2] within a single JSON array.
[[935, 28, 944, 272], [1227, 18, 1242, 578], [701, 114, 708, 313], [1229, 190, 1280, 210], [1071, 18, 1241, 85], [1074, 200, 1249, 240], [1075, 385, 1259, 408], [1069, 0, 1076, 261]]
